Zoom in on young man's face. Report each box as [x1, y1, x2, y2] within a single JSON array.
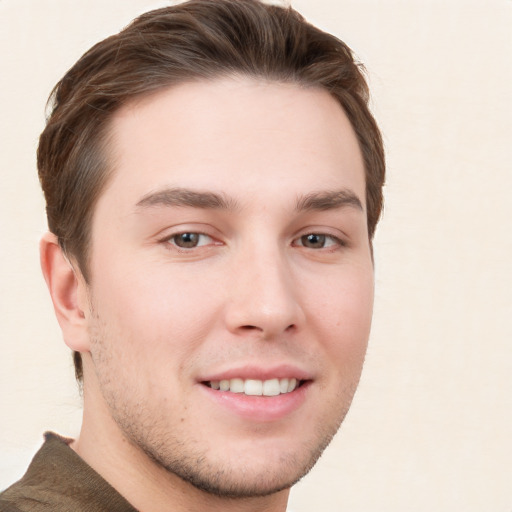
[[80, 78, 374, 497]]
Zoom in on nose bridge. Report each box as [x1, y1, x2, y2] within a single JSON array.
[[225, 237, 303, 338]]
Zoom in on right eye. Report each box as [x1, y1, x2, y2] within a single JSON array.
[[166, 232, 214, 249]]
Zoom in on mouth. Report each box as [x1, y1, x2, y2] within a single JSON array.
[[202, 377, 305, 397]]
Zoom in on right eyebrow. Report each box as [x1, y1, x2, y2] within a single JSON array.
[[135, 187, 239, 211]]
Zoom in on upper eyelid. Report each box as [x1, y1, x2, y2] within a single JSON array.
[[162, 230, 211, 239], [293, 226, 349, 241], [156, 223, 219, 240]]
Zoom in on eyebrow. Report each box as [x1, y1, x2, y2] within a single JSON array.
[[295, 189, 364, 212], [136, 187, 239, 211], [135, 187, 363, 214]]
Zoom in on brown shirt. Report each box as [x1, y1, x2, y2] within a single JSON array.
[[0, 432, 137, 512]]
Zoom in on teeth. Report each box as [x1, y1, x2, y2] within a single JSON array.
[[245, 379, 263, 396], [208, 377, 301, 396], [263, 378, 280, 396], [229, 378, 244, 393]]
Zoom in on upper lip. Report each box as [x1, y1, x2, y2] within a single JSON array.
[[199, 364, 313, 383]]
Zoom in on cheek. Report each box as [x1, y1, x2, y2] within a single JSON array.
[[308, 268, 374, 363], [88, 259, 223, 363]]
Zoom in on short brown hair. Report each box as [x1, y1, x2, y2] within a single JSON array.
[[38, 0, 385, 380]]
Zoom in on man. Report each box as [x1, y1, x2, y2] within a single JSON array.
[[0, 0, 384, 511]]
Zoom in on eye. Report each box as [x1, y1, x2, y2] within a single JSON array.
[[295, 233, 343, 249], [167, 232, 213, 249]]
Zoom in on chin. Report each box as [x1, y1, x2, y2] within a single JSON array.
[[158, 452, 314, 498], [136, 422, 340, 499]]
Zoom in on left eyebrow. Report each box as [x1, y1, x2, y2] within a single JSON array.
[[295, 189, 364, 212]]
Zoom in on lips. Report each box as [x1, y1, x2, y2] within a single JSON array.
[[205, 377, 301, 396], [199, 364, 312, 409], [200, 370, 311, 422]]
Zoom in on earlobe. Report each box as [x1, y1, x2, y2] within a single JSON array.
[[40, 232, 90, 353]]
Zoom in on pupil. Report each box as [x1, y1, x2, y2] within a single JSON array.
[[303, 234, 325, 248], [176, 233, 199, 248]]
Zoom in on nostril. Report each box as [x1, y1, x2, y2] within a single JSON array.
[[240, 325, 260, 331]]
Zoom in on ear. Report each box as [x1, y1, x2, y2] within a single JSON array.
[[40, 232, 91, 353]]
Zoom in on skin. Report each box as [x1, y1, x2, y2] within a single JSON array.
[[41, 78, 374, 512]]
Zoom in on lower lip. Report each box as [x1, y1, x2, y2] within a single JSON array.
[[199, 382, 311, 422]]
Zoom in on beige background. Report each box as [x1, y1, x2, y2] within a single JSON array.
[[0, 0, 511, 510]]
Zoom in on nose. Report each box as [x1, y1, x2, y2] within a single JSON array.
[[224, 245, 305, 339]]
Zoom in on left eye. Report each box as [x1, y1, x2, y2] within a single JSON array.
[[167, 232, 212, 249], [295, 233, 341, 249]]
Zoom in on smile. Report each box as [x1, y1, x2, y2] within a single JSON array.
[[205, 378, 301, 396]]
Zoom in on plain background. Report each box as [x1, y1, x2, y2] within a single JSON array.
[[0, 1, 510, 510]]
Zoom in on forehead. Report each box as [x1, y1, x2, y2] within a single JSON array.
[[100, 78, 365, 211]]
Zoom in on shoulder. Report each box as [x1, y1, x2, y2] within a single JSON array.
[[0, 501, 24, 512], [0, 497, 35, 512], [0, 433, 74, 512], [0, 432, 138, 512]]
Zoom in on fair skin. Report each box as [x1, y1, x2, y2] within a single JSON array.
[[41, 78, 374, 512]]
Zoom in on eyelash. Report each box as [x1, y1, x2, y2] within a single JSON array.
[[293, 233, 345, 250], [163, 232, 215, 250], [162, 231, 345, 251]]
